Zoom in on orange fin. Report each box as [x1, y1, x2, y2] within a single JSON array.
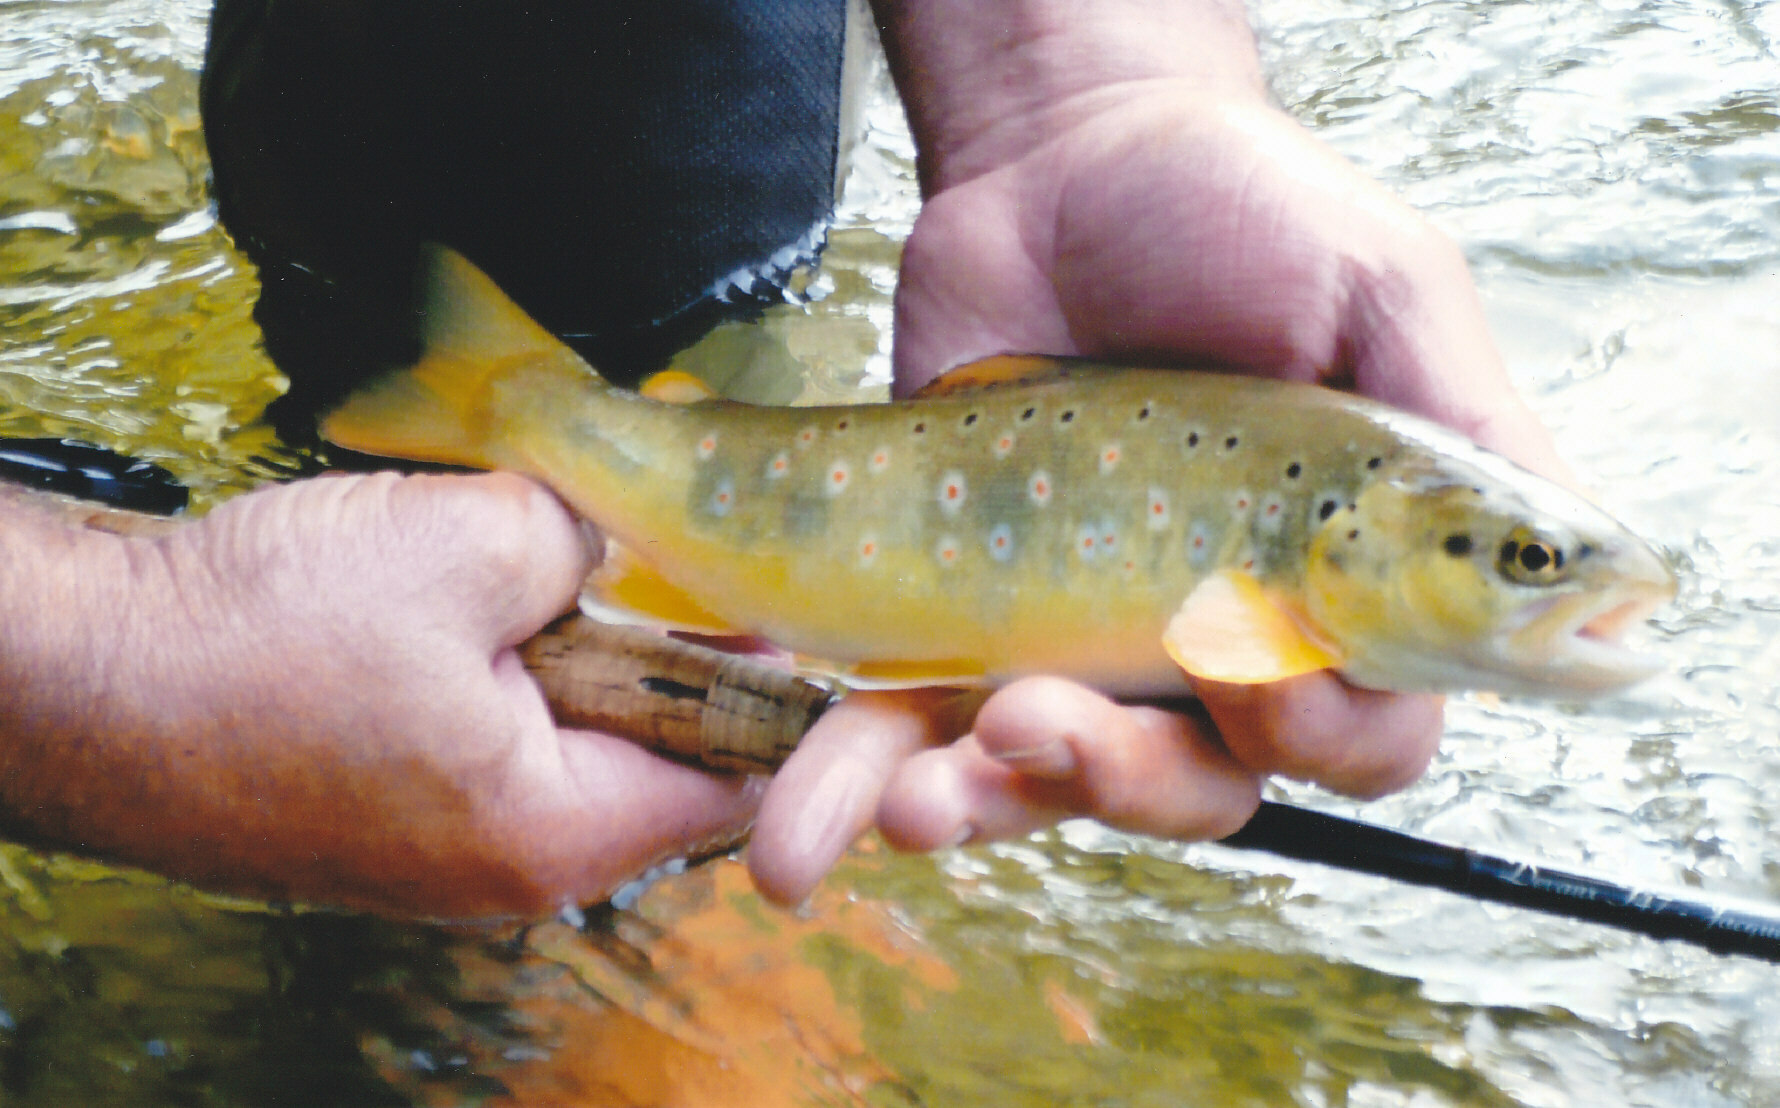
[[581, 543, 741, 636], [908, 355, 1087, 399], [638, 369, 719, 404], [1162, 570, 1342, 684], [831, 658, 991, 690], [321, 244, 597, 466]]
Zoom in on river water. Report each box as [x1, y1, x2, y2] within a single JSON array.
[[2, 1, 1778, 1104]]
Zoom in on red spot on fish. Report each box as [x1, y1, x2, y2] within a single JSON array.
[[825, 461, 852, 496], [1266, 502, 1280, 516]]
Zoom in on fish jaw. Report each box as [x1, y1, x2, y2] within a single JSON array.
[[1482, 538, 1677, 697]]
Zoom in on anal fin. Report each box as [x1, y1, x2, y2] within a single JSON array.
[[582, 543, 741, 636]]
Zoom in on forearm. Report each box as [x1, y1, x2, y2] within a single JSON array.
[[872, 0, 1266, 192]]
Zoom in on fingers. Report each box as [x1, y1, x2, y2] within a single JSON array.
[[876, 678, 1261, 852], [746, 690, 961, 905], [1340, 223, 1577, 484], [546, 728, 767, 904], [1192, 673, 1444, 799], [386, 471, 599, 645]]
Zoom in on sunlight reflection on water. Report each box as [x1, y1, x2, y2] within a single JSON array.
[[2, 0, 1779, 1103]]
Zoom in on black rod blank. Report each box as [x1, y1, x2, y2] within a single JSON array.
[[1221, 800, 1780, 963]]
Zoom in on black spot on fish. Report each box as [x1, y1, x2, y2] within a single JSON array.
[[1367, 456, 1383, 470], [1187, 432, 1200, 448], [1443, 533, 1473, 557], [963, 412, 979, 427], [1137, 405, 1151, 421], [913, 421, 926, 434], [1553, 547, 1565, 569], [1319, 499, 1338, 521], [1224, 435, 1239, 450], [1021, 407, 1036, 421], [1577, 542, 1595, 559], [1500, 539, 1519, 563], [1347, 529, 1360, 541], [836, 418, 849, 431], [1285, 462, 1302, 479], [1060, 410, 1076, 423]]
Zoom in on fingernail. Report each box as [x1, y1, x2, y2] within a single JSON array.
[[993, 739, 1077, 778]]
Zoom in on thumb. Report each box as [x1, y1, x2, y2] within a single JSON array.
[[391, 471, 599, 647]]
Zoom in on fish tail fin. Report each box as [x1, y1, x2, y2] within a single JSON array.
[[320, 243, 595, 467]]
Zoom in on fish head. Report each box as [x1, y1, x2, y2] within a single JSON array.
[[1305, 454, 1677, 697]]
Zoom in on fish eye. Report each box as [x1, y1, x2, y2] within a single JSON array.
[[1497, 529, 1570, 586]]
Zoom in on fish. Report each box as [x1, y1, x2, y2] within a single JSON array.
[[321, 245, 1676, 699]]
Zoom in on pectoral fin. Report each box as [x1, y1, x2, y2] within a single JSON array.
[[1163, 570, 1343, 684]]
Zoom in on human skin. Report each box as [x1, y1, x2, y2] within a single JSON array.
[[745, 0, 1567, 903], [0, 0, 1563, 918]]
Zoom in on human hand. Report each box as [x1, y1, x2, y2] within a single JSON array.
[[746, 0, 1562, 905], [1, 472, 759, 920]]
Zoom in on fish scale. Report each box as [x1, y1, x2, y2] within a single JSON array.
[[588, 371, 1397, 690], [322, 246, 1676, 699]]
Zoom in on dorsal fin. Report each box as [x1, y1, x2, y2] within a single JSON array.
[[908, 355, 1083, 399]]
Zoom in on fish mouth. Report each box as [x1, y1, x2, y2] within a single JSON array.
[[1508, 567, 1677, 693]]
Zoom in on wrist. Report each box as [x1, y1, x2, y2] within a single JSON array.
[[873, 0, 1267, 192], [0, 496, 173, 847]]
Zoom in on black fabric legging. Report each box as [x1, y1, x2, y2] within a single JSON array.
[[201, 0, 848, 443]]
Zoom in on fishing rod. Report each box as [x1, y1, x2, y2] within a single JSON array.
[[522, 614, 1780, 966], [11, 436, 1780, 963]]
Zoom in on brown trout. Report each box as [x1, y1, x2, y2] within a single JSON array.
[[322, 247, 1675, 698]]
